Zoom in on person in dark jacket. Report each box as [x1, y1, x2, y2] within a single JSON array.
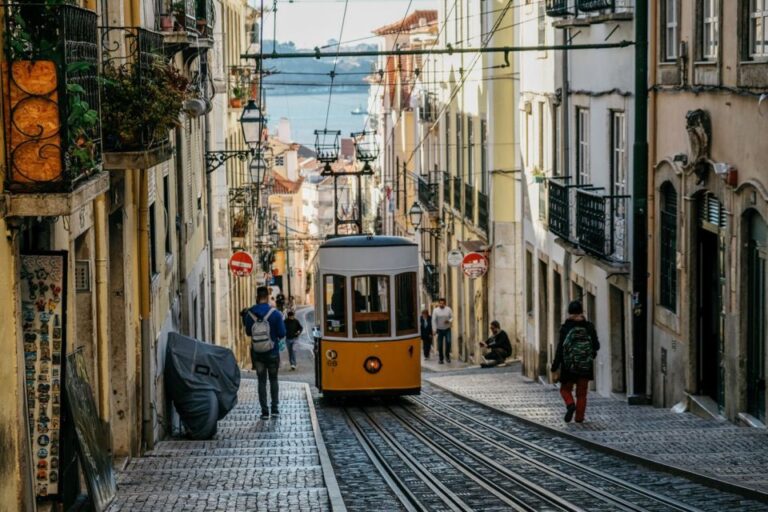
[[242, 286, 287, 419], [480, 320, 512, 368], [551, 300, 600, 423], [419, 309, 433, 359], [284, 310, 303, 370]]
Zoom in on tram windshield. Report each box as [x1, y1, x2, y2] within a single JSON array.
[[395, 272, 418, 335], [352, 275, 390, 337], [324, 275, 347, 335]]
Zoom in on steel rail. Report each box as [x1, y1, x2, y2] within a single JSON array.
[[414, 393, 704, 512], [385, 405, 586, 512], [343, 409, 469, 512]]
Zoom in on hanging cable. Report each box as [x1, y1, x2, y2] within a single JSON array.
[[323, 0, 351, 131]]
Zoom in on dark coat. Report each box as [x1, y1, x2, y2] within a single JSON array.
[[551, 315, 600, 381], [487, 330, 512, 356], [285, 318, 303, 339], [420, 315, 432, 343]]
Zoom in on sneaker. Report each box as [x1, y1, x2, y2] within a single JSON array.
[[564, 403, 577, 423], [290, 365, 296, 371], [271, 408, 280, 416], [260, 410, 270, 420]]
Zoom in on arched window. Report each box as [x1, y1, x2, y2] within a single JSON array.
[[659, 182, 678, 311]]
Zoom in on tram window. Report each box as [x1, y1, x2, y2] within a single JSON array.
[[324, 275, 347, 335], [352, 275, 391, 337], [395, 272, 418, 335]]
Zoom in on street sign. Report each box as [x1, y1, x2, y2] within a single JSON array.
[[461, 252, 488, 279], [229, 251, 254, 277], [447, 249, 464, 267]]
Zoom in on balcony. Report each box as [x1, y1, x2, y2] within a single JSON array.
[[3, 4, 102, 194], [546, 0, 574, 17], [478, 190, 489, 233], [577, 0, 615, 11], [196, 0, 215, 38], [575, 189, 629, 262], [417, 175, 438, 212], [100, 27, 179, 169], [423, 263, 439, 300], [453, 177, 461, 211], [464, 182, 475, 224], [547, 178, 570, 240], [419, 93, 437, 123]]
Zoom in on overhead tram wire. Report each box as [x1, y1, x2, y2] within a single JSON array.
[[323, 0, 350, 131]]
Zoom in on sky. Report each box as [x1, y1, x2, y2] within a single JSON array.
[[260, 0, 438, 49]]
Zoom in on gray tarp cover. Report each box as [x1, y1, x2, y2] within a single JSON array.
[[165, 332, 241, 439]]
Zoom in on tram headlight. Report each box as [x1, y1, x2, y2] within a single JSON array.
[[363, 356, 382, 374]]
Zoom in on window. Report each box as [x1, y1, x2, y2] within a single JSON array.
[[324, 274, 347, 335], [444, 114, 451, 175], [576, 107, 590, 184], [537, 102, 545, 170], [611, 111, 627, 196], [660, 183, 678, 311], [700, 0, 719, 61], [163, 175, 172, 256], [526, 249, 533, 316], [467, 117, 474, 184], [455, 113, 463, 179], [275, 155, 285, 166], [662, 0, 679, 61], [480, 119, 488, 194], [149, 203, 158, 276], [749, 0, 768, 59], [352, 275, 390, 337], [538, 0, 546, 46], [395, 273, 418, 335]]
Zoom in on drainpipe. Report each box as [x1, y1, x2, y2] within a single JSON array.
[[630, 0, 650, 403], [204, 74, 216, 345], [138, 170, 153, 448], [93, 193, 111, 422]]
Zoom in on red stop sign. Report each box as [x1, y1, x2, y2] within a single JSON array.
[[229, 251, 254, 277]]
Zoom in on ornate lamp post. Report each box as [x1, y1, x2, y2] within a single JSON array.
[[205, 99, 267, 173]]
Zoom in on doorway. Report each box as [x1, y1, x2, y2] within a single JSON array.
[[747, 212, 767, 421], [609, 285, 627, 393], [538, 261, 549, 377], [697, 226, 723, 405]]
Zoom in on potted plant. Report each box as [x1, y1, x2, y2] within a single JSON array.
[[171, 1, 187, 31], [229, 86, 246, 108], [531, 168, 546, 184], [159, 13, 174, 31]]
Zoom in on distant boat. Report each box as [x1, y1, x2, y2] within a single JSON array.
[[351, 105, 367, 115]]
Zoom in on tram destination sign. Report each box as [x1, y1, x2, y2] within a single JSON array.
[[461, 252, 489, 279]]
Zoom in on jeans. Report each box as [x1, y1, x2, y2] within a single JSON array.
[[421, 337, 432, 358], [252, 351, 279, 413], [286, 337, 298, 367], [559, 377, 590, 422], [436, 329, 451, 362], [484, 348, 510, 366]]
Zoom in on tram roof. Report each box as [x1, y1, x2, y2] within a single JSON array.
[[320, 235, 416, 249]]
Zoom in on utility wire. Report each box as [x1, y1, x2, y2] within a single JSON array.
[[324, 0, 351, 131]]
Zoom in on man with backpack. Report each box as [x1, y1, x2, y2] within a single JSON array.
[[242, 286, 287, 420], [551, 300, 600, 423]]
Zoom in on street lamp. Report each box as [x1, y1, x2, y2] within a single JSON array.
[[408, 201, 424, 229], [206, 100, 268, 174]]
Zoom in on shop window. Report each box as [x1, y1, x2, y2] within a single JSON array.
[[353, 275, 391, 337]]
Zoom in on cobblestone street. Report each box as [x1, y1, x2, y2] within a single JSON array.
[[109, 380, 343, 511], [428, 366, 768, 495]]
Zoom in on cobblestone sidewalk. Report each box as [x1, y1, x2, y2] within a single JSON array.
[[427, 369, 768, 495], [109, 380, 344, 511]]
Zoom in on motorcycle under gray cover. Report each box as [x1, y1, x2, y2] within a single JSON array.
[[165, 332, 241, 439]]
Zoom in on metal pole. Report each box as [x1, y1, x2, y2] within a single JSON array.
[[631, 0, 650, 403]]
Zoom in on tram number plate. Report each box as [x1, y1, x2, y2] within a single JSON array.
[[327, 360, 338, 367]]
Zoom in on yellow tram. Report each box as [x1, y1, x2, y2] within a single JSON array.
[[313, 235, 421, 396]]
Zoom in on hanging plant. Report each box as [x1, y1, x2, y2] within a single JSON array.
[[101, 60, 189, 151]]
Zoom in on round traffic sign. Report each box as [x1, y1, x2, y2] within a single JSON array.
[[461, 252, 489, 279], [229, 251, 254, 277], [447, 249, 464, 267]]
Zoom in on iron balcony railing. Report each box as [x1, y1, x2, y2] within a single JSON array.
[[546, 0, 573, 16], [576, 189, 629, 262], [478, 191, 489, 233], [547, 178, 570, 240], [3, 3, 102, 192], [577, 0, 615, 11], [418, 175, 439, 212], [464, 182, 475, 223], [423, 263, 439, 300]]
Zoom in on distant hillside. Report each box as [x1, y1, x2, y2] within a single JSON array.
[[262, 40, 375, 95]]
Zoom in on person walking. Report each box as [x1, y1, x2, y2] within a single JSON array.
[[431, 298, 453, 364], [551, 300, 600, 423], [242, 286, 287, 420], [284, 310, 303, 370], [479, 320, 512, 368], [419, 309, 433, 359]]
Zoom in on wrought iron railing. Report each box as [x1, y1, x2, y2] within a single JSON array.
[[546, 0, 572, 16], [575, 189, 629, 261], [478, 191, 489, 233], [101, 27, 171, 151], [577, 0, 615, 11], [418, 175, 439, 211], [423, 263, 439, 300], [464, 182, 475, 223], [3, 3, 102, 192], [548, 178, 570, 240]]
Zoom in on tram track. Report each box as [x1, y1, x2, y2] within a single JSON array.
[[410, 392, 704, 512]]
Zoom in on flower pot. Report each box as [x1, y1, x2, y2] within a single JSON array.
[[196, 19, 208, 36], [229, 98, 242, 108], [534, 175, 544, 184], [160, 14, 174, 32]]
